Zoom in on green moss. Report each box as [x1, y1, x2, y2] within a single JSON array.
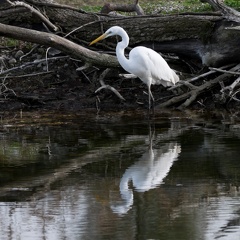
[[143, 0, 211, 14], [0, 37, 33, 50], [78, 0, 213, 15], [0, 37, 18, 47], [225, 0, 240, 10], [82, 5, 102, 12], [76, 0, 240, 14]]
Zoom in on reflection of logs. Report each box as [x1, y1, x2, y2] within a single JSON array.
[[0, 148, 115, 201]]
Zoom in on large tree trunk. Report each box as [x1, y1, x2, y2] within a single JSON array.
[[1, 0, 240, 67]]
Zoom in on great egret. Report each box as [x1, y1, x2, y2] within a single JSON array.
[[90, 26, 179, 109]]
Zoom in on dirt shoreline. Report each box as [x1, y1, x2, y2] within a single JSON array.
[[1, 44, 239, 118]]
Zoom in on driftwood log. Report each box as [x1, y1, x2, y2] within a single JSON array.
[[0, 0, 240, 67], [1, 0, 240, 109]]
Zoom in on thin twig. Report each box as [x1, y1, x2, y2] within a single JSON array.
[[169, 63, 235, 91], [0, 71, 54, 79], [230, 89, 240, 102], [0, 56, 68, 76], [221, 76, 240, 95], [209, 67, 240, 75], [64, 21, 100, 38], [0, 75, 16, 98], [20, 44, 39, 61]]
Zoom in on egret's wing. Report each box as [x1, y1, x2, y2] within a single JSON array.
[[129, 47, 179, 87], [145, 48, 179, 86]]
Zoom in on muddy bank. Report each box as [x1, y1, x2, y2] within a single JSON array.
[[0, 44, 239, 117], [0, 45, 176, 112]]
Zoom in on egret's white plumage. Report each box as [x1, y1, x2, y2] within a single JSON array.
[[90, 26, 179, 108]]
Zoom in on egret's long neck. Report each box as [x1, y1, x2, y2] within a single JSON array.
[[115, 29, 130, 72]]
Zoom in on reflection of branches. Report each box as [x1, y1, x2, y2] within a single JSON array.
[[0, 148, 114, 201]]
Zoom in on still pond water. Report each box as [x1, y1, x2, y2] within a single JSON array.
[[0, 111, 240, 240]]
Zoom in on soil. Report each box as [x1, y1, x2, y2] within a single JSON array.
[[0, 44, 239, 118], [0, 45, 186, 114]]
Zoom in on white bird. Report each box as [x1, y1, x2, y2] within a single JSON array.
[[90, 26, 179, 109]]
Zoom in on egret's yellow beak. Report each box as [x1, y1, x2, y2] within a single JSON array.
[[89, 33, 107, 46]]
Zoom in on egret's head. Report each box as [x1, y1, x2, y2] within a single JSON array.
[[89, 26, 122, 45]]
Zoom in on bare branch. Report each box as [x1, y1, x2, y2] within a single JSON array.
[[170, 64, 236, 91], [0, 76, 16, 99], [0, 56, 68, 76], [0, 23, 119, 68], [209, 67, 240, 75], [220, 76, 240, 98], [157, 64, 240, 109]]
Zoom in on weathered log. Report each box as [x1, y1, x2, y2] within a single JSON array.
[[0, 22, 119, 68], [1, 0, 240, 68]]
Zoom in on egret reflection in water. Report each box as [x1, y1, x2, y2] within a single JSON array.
[[111, 130, 181, 215]]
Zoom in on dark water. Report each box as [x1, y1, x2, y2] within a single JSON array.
[[0, 111, 240, 240]]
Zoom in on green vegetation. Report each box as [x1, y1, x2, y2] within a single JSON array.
[[0, 37, 32, 50], [225, 0, 240, 10], [141, 0, 212, 14], [76, 0, 240, 14], [56, 0, 240, 14], [80, 0, 212, 14]]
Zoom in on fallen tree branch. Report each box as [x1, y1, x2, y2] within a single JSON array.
[[0, 23, 119, 68], [169, 64, 236, 91], [220, 76, 240, 102], [209, 67, 240, 75], [157, 63, 240, 109]]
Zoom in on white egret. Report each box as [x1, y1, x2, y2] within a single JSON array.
[[90, 26, 179, 109]]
